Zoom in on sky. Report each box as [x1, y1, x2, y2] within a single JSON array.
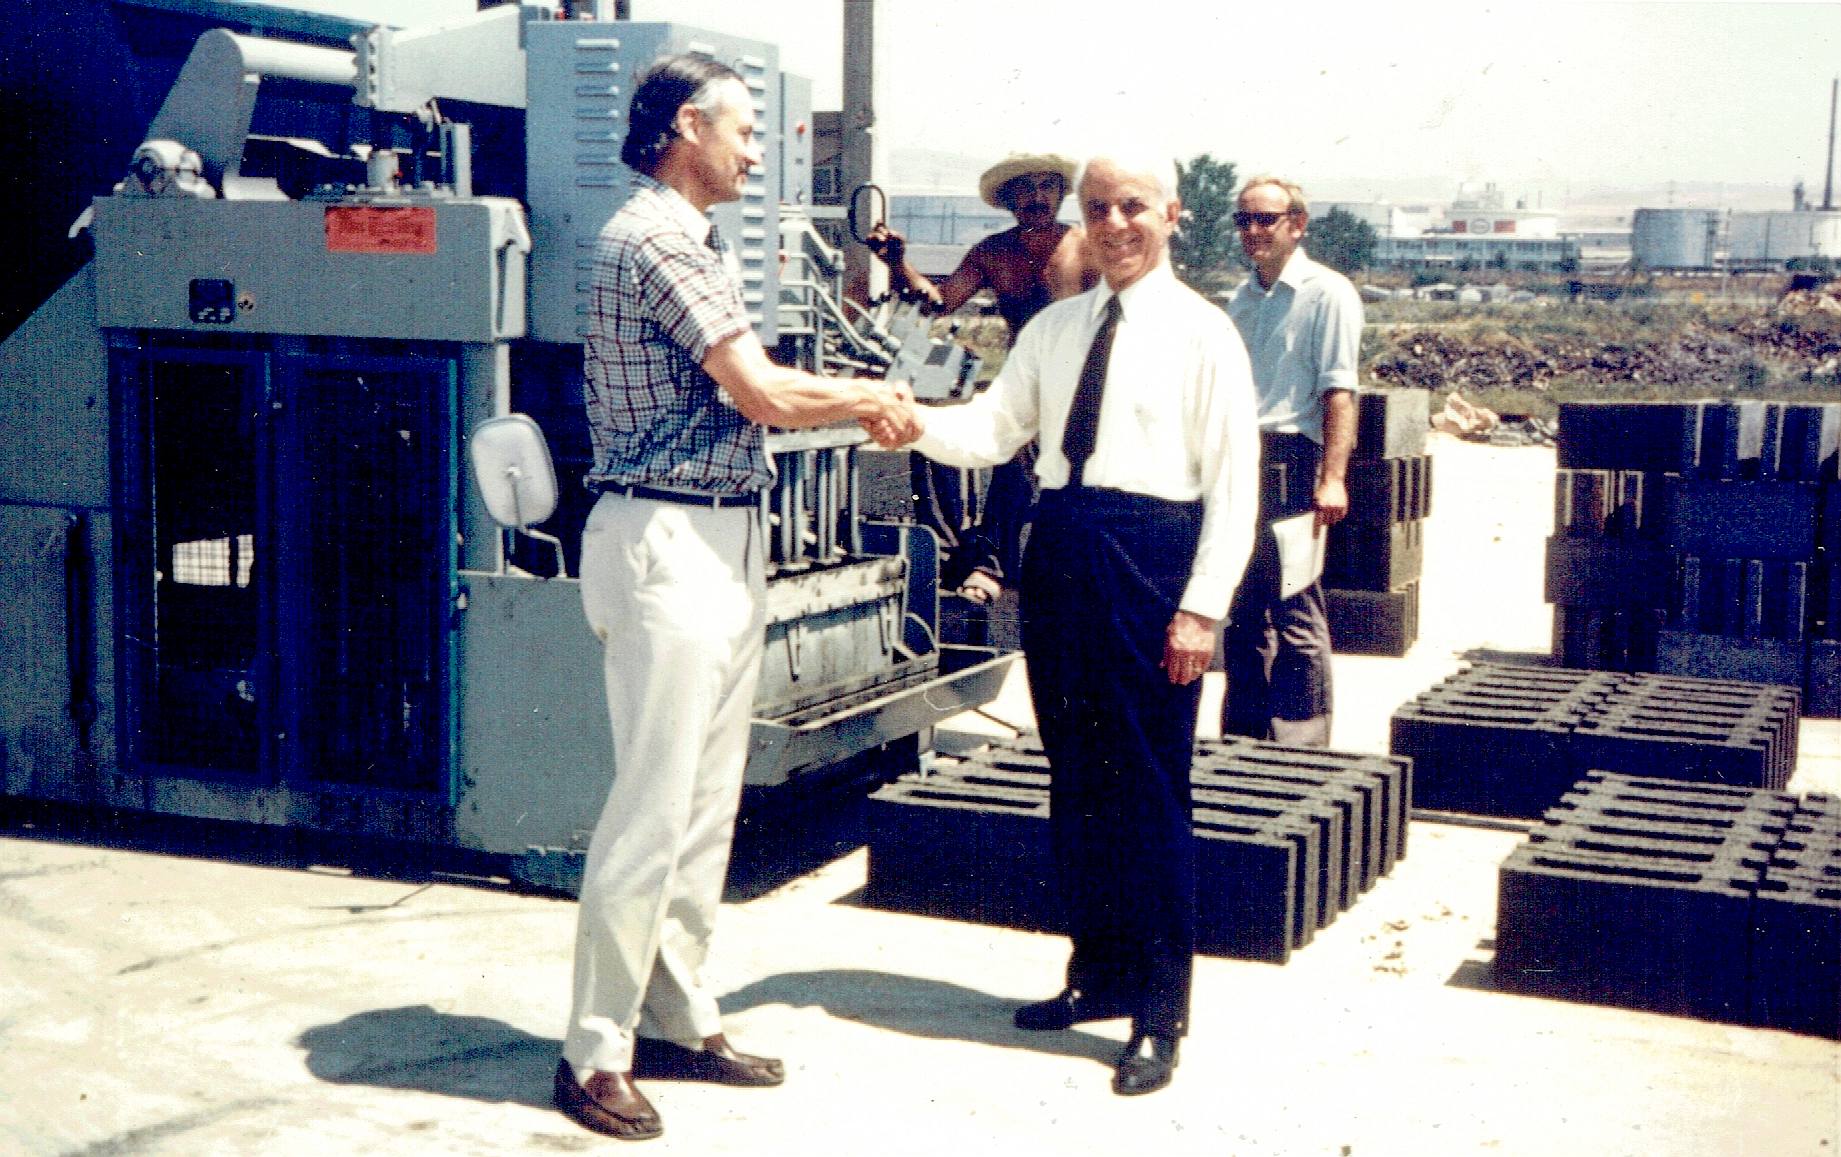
[[632, 1, 1841, 208]]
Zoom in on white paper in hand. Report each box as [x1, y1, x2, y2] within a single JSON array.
[[1271, 511, 1326, 600]]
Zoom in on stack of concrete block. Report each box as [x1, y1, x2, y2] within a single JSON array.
[[1495, 772, 1839, 1037], [1549, 399, 1841, 716], [1326, 388, 1433, 657], [862, 732, 1410, 964], [1390, 662, 1800, 819], [1548, 461, 1671, 672]]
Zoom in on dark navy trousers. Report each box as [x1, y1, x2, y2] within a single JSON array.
[[1020, 485, 1203, 1037]]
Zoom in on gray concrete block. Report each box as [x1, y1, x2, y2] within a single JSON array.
[[1808, 639, 1841, 718], [1697, 400, 1768, 480], [1495, 841, 1760, 1023], [1777, 403, 1841, 482], [1346, 455, 1433, 527], [1326, 582, 1419, 656], [1553, 605, 1665, 672], [1750, 875, 1841, 1038], [1544, 536, 1672, 608], [1325, 518, 1423, 591], [1557, 400, 1703, 473], [1554, 469, 1614, 535], [1660, 478, 1820, 562], [1656, 631, 1807, 691], [1354, 388, 1431, 460]]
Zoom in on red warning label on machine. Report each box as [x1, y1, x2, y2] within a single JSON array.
[[324, 206, 438, 254]]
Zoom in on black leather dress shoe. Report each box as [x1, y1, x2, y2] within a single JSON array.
[[553, 1059, 664, 1141], [1013, 987, 1133, 1031], [1112, 1031, 1180, 1096], [632, 1033, 785, 1087]]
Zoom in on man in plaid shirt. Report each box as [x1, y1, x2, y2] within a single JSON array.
[[555, 53, 912, 1143]]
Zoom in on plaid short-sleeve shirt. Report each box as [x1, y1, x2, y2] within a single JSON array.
[[582, 174, 768, 494]]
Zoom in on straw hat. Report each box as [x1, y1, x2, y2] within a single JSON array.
[[977, 152, 1078, 209]]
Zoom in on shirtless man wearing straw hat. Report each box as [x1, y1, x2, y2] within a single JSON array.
[[866, 153, 1096, 602]]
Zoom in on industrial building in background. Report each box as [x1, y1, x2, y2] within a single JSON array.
[[0, 0, 1012, 892], [1327, 184, 1580, 274]]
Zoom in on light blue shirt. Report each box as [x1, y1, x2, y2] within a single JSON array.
[[1225, 247, 1363, 443]]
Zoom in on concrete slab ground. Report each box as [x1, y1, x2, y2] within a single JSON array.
[[3, 436, 1838, 1156]]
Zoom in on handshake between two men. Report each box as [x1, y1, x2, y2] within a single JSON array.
[[858, 379, 925, 449]]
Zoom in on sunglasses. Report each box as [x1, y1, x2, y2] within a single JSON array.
[[1233, 210, 1295, 229]]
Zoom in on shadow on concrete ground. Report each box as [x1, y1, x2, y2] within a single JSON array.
[[1457, 647, 1557, 667], [298, 1007, 557, 1111], [297, 971, 1123, 1108], [719, 969, 1123, 1066]]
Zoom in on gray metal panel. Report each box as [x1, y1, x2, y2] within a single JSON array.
[[451, 569, 1013, 850], [90, 196, 528, 342], [353, 5, 527, 113], [0, 267, 110, 508], [452, 572, 612, 856], [778, 72, 812, 208], [0, 492, 449, 840], [757, 559, 903, 704], [523, 21, 779, 346], [0, 506, 117, 801], [115, 0, 481, 36]]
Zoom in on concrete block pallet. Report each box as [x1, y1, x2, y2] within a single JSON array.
[[862, 732, 1411, 965], [1389, 663, 1802, 819], [1495, 772, 1840, 1038], [1548, 400, 1841, 714]]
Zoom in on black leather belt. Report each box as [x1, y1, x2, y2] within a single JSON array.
[[596, 481, 755, 508]]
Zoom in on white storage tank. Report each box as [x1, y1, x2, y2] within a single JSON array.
[[1631, 207, 1720, 269], [1728, 210, 1841, 265]]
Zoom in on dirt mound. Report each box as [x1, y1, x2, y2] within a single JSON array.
[[1734, 280, 1841, 370], [1369, 289, 1841, 396]]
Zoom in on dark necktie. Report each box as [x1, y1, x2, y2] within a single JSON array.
[[705, 222, 725, 255], [1060, 294, 1121, 487]]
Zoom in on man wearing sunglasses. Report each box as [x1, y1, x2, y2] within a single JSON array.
[[1219, 177, 1362, 748], [865, 154, 1096, 606]]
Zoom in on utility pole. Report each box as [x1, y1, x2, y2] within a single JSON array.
[[841, 0, 884, 304], [1824, 76, 1837, 212]]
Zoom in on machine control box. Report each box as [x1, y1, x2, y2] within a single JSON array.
[[92, 196, 529, 343]]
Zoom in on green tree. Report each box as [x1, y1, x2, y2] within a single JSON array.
[[1307, 207, 1377, 276], [1172, 154, 1238, 288]]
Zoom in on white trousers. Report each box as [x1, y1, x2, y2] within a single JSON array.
[[564, 492, 765, 1075]]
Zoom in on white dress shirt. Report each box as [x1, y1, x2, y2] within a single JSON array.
[[1225, 247, 1363, 442], [914, 260, 1259, 621]]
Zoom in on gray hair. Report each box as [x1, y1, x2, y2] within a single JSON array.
[[621, 54, 746, 175], [1237, 175, 1309, 218], [1076, 151, 1179, 206]]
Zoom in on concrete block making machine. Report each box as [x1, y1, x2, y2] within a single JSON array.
[[0, 0, 1010, 889]]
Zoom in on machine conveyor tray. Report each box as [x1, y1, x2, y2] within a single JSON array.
[[744, 646, 1017, 786]]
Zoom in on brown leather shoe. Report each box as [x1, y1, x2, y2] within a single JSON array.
[[632, 1032, 785, 1087], [553, 1058, 663, 1141]]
